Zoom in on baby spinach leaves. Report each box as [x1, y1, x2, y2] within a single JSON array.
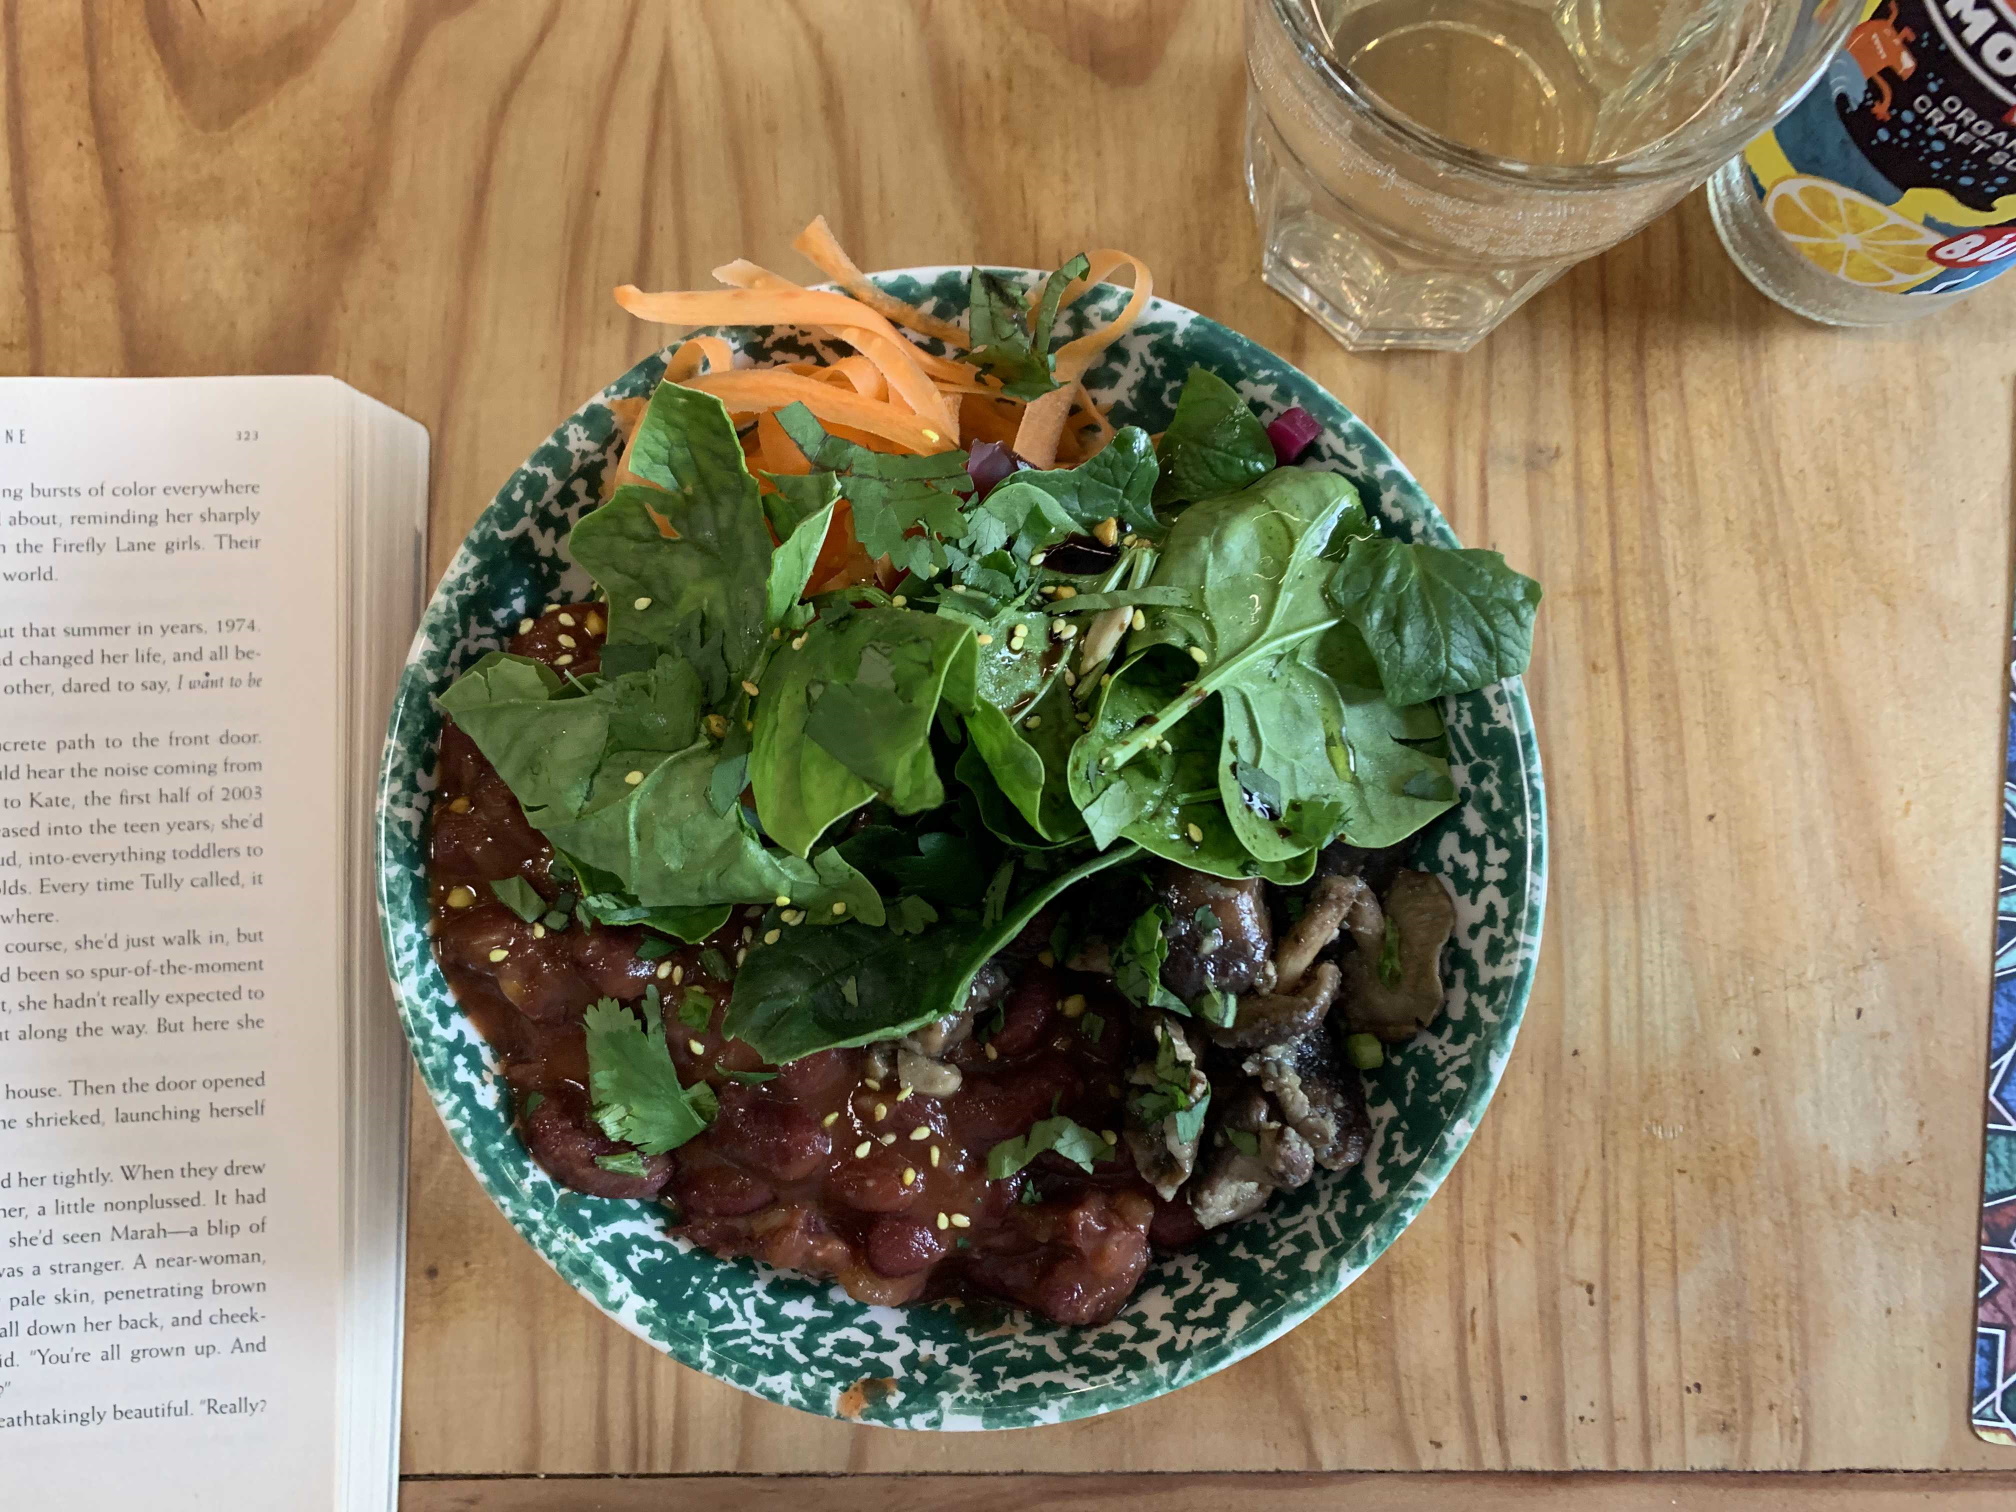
[[1328, 538, 1542, 706], [1153, 366, 1275, 507]]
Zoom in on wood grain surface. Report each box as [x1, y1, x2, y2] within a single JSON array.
[[6, 0, 2014, 1482]]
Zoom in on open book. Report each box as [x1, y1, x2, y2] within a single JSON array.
[[0, 379, 423, 1508]]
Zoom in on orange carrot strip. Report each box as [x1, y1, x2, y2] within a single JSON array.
[[663, 335, 733, 381], [822, 355, 885, 397], [681, 369, 952, 453], [792, 215, 969, 346], [756, 411, 811, 474], [1051, 251, 1153, 383]]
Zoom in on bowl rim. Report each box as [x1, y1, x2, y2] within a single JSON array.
[[376, 267, 1547, 1429]]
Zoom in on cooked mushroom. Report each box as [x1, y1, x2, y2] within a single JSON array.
[[1316, 838, 1406, 897], [1155, 864, 1272, 1002], [1123, 1012, 1211, 1200], [1241, 1028, 1371, 1171], [1207, 960, 1341, 1049], [896, 1045, 962, 1098], [1340, 869, 1455, 1042], [1272, 874, 1379, 988], [1187, 1085, 1317, 1229]]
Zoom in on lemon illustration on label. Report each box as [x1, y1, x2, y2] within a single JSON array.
[[1764, 175, 1941, 290]]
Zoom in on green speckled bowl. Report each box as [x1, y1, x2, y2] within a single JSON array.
[[376, 269, 1545, 1430]]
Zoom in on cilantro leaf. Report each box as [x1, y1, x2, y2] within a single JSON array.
[[582, 993, 716, 1156], [985, 1115, 1112, 1179], [594, 1150, 649, 1177], [1112, 905, 1186, 1013], [676, 986, 714, 1031], [487, 876, 547, 922], [772, 404, 972, 577]]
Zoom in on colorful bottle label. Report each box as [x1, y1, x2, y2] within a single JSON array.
[[1740, 0, 2016, 295]]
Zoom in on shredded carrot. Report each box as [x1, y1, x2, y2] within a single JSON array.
[[681, 368, 954, 453], [663, 335, 733, 381], [1050, 251, 1153, 383], [791, 214, 969, 346], [755, 411, 811, 474]]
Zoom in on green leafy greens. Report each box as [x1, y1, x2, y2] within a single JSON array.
[[582, 991, 717, 1156]]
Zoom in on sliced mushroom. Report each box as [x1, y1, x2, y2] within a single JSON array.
[[1340, 870, 1455, 1043], [1272, 874, 1379, 989], [902, 1002, 976, 1060], [1066, 935, 1114, 977], [1241, 1028, 1370, 1172], [1123, 1013, 1211, 1201], [896, 1045, 963, 1098], [1155, 865, 1272, 1002], [1208, 960, 1341, 1050], [1316, 839, 1407, 898], [1187, 1086, 1316, 1229]]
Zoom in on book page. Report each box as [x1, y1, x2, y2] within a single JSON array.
[[0, 379, 348, 1507]]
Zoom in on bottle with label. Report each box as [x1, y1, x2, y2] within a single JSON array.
[[1707, 0, 2016, 325]]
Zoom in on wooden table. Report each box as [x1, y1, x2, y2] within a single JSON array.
[[9, 1, 2016, 1504]]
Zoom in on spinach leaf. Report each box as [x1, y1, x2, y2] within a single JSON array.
[[958, 665, 1083, 843], [582, 992, 716, 1156], [985, 1115, 1112, 1178], [723, 844, 1140, 1061], [1153, 366, 1275, 507], [761, 468, 840, 539], [765, 499, 838, 631], [750, 607, 977, 856], [837, 824, 995, 908], [1112, 904, 1186, 1012], [997, 426, 1160, 538], [1328, 538, 1542, 705], [486, 876, 547, 922], [571, 382, 772, 704]]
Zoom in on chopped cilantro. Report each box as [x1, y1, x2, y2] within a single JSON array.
[[1079, 1011, 1106, 1041], [1345, 1032, 1385, 1070], [519, 1090, 545, 1118], [1018, 1182, 1042, 1205], [986, 1115, 1109, 1179], [698, 947, 730, 982], [1113, 905, 1186, 1013], [676, 987, 714, 1032], [887, 895, 939, 936], [721, 1069, 779, 1084], [581, 994, 717, 1156], [594, 1150, 649, 1177], [1197, 988, 1237, 1029], [840, 975, 860, 1007], [635, 934, 675, 961], [541, 910, 571, 932], [1225, 1128, 1260, 1157], [1377, 917, 1404, 988], [487, 876, 546, 922], [980, 862, 1015, 927]]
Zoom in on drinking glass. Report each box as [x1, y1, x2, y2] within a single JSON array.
[[1245, 0, 1857, 351]]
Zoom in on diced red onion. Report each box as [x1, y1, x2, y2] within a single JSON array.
[[966, 440, 1024, 500], [1266, 407, 1323, 465]]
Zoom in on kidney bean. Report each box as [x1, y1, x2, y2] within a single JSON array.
[[706, 1084, 832, 1183], [671, 1161, 776, 1218], [865, 1214, 949, 1278]]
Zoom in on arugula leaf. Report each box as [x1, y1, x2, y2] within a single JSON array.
[[750, 607, 978, 856], [1153, 367, 1275, 507], [487, 876, 546, 922], [1112, 904, 1186, 1012], [985, 1115, 1111, 1179], [1328, 538, 1542, 705], [582, 993, 716, 1156], [724, 844, 1140, 1061]]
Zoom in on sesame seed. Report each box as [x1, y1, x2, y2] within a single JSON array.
[[1058, 622, 1078, 639], [764, 928, 781, 945], [935, 1212, 949, 1231], [704, 714, 728, 738], [891, 594, 907, 607], [557, 634, 577, 648], [831, 901, 846, 915], [1189, 645, 1209, 665], [909, 1125, 930, 1141], [1101, 673, 1113, 687], [950, 1213, 972, 1229], [985, 1044, 999, 1061], [880, 1132, 896, 1146], [741, 679, 761, 698], [1063, 669, 1077, 687], [446, 886, 476, 909], [1031, 552, 1048, 566], [902, 1167, 917, 1185], [487, 948, 508, 963], [448, 795, 471, 813], [895, 1085, 913, 1101], [1187, 822, 1205, 843], [863, 1078, 882, 1092], [1053, 585, 1077, 599], [734, 947, 747, 966], [774, 895, 791, 907], [1131, 609, 1147, 632], [1024, 715, 1042, 730], [782, 909, 805, 925], [873, 1102, 888, 1121], [1060, 993, 1086, 1019], [554, 654, 574, 667], [671, 965, 684, 984], [518, 618, 535, 634], [633, 596, 652, 611], [1100, 1129, 1118, 1146], [687, 1038, 706, 1055], [740, 925, 754, 944], [624, 770, 644, 785], [558, 614, 576, 627], [790, 634, 806, 650], [1037, 949, 1055, 967], [951, 584, 968, 593], [929, 1145, 941, 1167], [923, 428, 940, 442], [976, 633, 994, 645], [584, 612, 604, 635], [855, 1141, 873, 1158], [656, 961, 673, 979], [532, 923, 546, 939], [823, 1112, 840, 1128]]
